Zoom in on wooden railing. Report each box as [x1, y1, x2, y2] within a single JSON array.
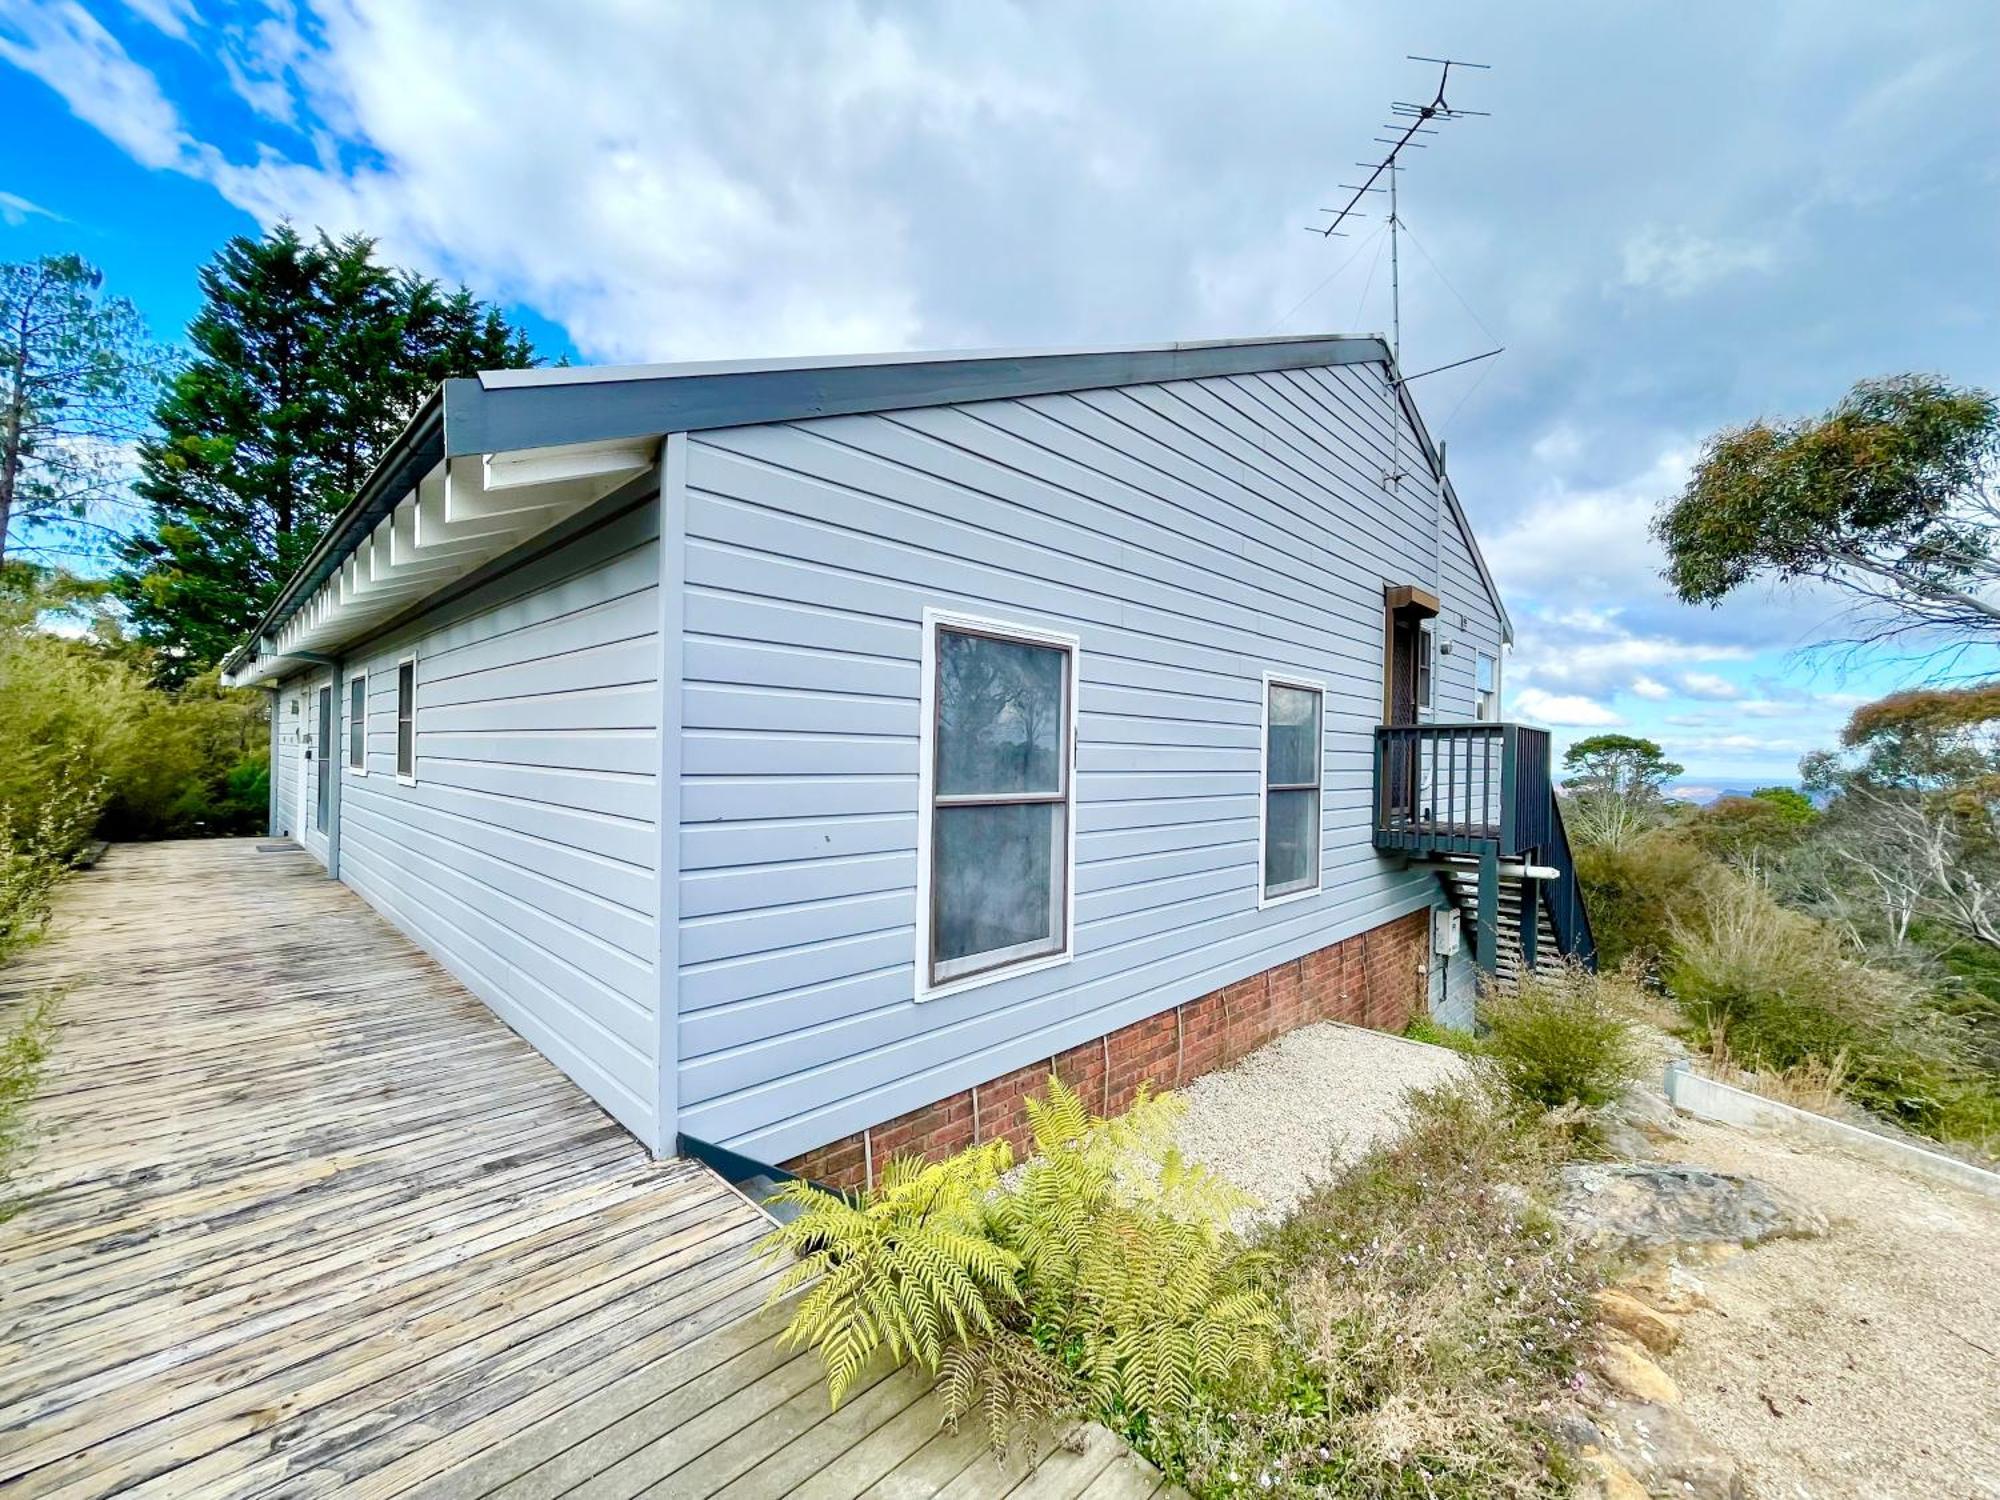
[[1373, 722, 1552, 857], [1372, 721, 1595, 971]]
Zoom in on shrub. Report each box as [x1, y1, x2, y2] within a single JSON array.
[[1570, 826, 1719, 969], [0, 760, 104, 963], [1670, 873, 2000, 1152], [0, 992, 59, 1222], [1401, 1016, 1484, 1055], [1152, 1075, 1596, 1500], [1479, 963, 1646, 1115], [760, 1077, 1278, 1459]]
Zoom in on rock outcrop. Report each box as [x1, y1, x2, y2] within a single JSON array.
[[1560, 1162, 1829, 1254]]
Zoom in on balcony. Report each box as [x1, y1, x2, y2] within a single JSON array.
[[1372, 722, 1596, 977]]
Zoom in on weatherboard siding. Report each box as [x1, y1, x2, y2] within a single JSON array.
[[673, 360, 1503, 1162], [331, 492, 667, 1149]]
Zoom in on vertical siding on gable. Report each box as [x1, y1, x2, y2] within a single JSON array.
[[334, 493, 665, 1149], [674, 361, 1508, 1163]]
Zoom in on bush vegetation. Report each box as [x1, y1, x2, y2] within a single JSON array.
[[1153, 1074, 1597, 1499], [766, 1067, 1607, 1496], [760, 1077, 1278, 1462], [0, 992, 58, 1222], [1479, 963, 1646, 1116]]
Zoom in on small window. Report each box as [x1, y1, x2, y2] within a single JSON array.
[[1416, 620, 1437, 720], [1475, 651, 1499, 722], [347, 673, 367, 771], [395, 658, 417, 782], [920, 613, 1077, 994], [1262, 675, 1324, 903]]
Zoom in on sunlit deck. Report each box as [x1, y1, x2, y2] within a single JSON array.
[[0, 840, 1177, 1498]]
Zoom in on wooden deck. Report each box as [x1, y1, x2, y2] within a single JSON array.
[[0, 840, 1180, 1499]]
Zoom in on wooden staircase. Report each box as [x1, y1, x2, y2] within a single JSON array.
[[1373, 722, 1596, 989]]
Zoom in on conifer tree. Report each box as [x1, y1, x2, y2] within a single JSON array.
[[115, 226, 535, 678]]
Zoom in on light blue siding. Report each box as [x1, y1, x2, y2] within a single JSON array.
[[330, 493, 667, 1149], [673, 360, 1506, 1162]]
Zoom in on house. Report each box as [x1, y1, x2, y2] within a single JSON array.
[[220, 334, 1592, 1186]]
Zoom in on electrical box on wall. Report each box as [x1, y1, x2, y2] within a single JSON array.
[[1432, 906, 1462, 957]]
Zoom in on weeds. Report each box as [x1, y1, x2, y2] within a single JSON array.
[[0, 992, 59, 1222], [1149, 1075, 1597, 1500]]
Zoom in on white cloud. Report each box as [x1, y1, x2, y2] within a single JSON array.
[[118, 0, 195, 41], [0, 1, 201, 171], [0, 189, 58, 225], [1514, 688, 1623, 728], [1630, 675, 1671, 700], [1620, 227, 1777, 298], [1678, 671, 1740, 700]]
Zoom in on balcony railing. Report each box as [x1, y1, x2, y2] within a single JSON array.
[[1372, 721, 1595, 969], [1373, 722, 1553, 857]]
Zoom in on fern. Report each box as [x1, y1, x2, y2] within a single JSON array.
[[761, 1074, 1279, 1452], [758, 1138, 1021, 1406]]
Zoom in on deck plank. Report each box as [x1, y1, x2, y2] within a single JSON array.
[[0, 840, 769, 1499], [0, 839, 1187, 1499]]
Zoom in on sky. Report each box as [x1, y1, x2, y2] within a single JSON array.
[[4, 0, 1999, 789]]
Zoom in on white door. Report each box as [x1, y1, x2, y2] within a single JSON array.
[[300, 676, 333, 866]]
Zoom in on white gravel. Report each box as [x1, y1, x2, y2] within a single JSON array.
[[1169, 1022, 1470, 1225]]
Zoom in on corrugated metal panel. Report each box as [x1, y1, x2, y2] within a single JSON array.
[[672, 361, 1507, 1161], [334, 494, 665, 1149]]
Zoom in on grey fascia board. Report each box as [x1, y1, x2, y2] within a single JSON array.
[[444, 335, 1388, 458], [226, 334, 1388, 674]]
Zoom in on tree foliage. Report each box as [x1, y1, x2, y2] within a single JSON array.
[[1654, 375, 2000, 645], [115, 226, 537, 679], [1560, 733, 1683, 850], [0, 254, 171, 563]]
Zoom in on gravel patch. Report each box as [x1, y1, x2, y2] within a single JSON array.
[[1663, 1116, 2000, 1500], [1169, 1021, 1469, 1225]]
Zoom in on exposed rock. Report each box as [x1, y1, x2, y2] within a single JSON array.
[[1594, 1333, 1682, 1406], [1595, 1397, 1747, 1500], [1561, 1162, 1829, 1254], [1609, 1084, 1682, 1141], [1617, 1255, 1713, 1316], [1597, 1115, 1657, 1162], [1597, 1288, 1679, 1353], [1577, 1449, 1652, 1500]]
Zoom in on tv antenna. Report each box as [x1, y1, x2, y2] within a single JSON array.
[[1306, 55, 1498, 375]]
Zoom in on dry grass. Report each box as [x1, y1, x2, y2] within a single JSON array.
[[1699, 1023, 1851, 1114]]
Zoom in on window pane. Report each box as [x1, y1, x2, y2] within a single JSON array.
[[348, 678, 365, 768], [1264, 788, 1319, 897], [933, 801, 1063, 975], [1476, 653, 1495, 693], [1266, 683, 1320, 786], [936, 630, 1066, 796]]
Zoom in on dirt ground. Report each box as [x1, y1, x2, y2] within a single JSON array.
[[1661, 1116, 2000, 1500]]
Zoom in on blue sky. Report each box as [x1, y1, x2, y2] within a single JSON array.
[[5, 1, 1999, 789]]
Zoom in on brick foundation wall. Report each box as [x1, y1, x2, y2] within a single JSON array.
[[781, 907, 1432, 1191]]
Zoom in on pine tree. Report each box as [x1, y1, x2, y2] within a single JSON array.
[[0, 255, 170, 564], [115, 226, 536, 678]]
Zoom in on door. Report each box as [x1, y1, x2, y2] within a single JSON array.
[[298, 675, 333, 866], [1383, 608, 1423, 826]]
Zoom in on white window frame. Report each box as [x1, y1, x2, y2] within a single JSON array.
[[914, 607, 1080, 1002], [1474, 649, 1501, 722], [395, 655, 418, 785], [1258, 670, 1326, 909], [346, 670, 368, 774]]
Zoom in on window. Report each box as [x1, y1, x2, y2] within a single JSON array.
[[395, 658, 417, 782], [1261, 675, 1324, 903], [347, 673, 367, 771], [315, 685, 333, 831], [1415, 619, 1437, 719], [918, 612, 1077, 995], [1475, 651, 1499, 721]]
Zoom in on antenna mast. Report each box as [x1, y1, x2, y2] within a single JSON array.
[[1306, 56, 1494, 588]]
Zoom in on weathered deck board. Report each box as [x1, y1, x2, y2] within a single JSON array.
[[0, 840, 1180, 1499]]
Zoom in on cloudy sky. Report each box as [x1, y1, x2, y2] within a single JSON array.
[[5, 0, 1999, 788]]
